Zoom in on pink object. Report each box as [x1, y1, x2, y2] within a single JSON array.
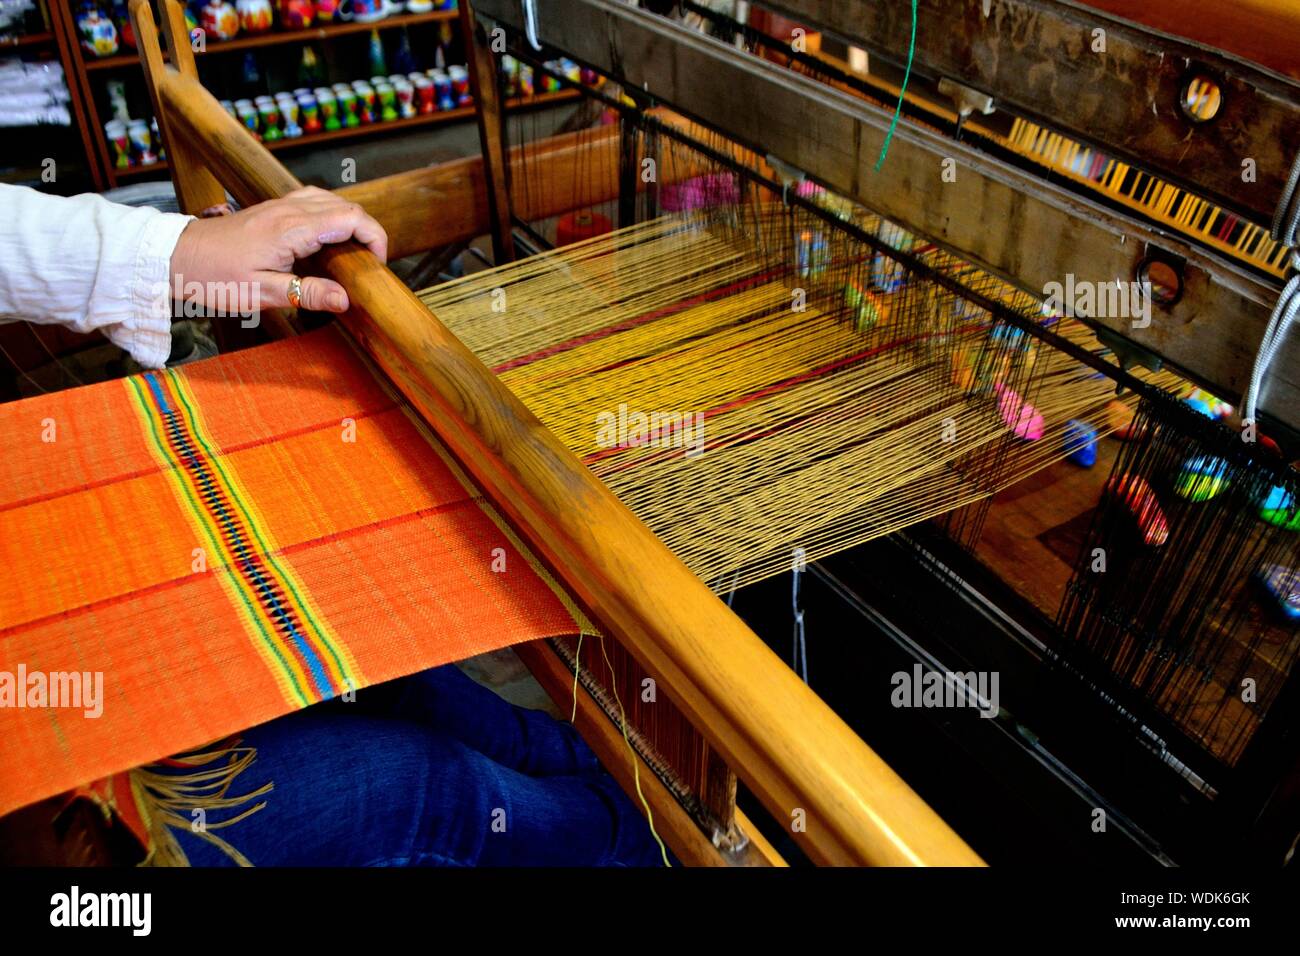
[[660, 174, 740, 213], [995, 384, 1045, 441]]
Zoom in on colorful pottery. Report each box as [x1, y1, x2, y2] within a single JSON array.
[[201, 0, 239, 39], [390, 79, 414, 118], [351, 0, 385, 21], [278, 0, 314, 29], [376, 82, 398, 122], [104, 119, 130, 168], [448, 63, 471, 105], [112, 0, 136, 48], [296, 92, 321, 132], [77, 4, 120, 58], [315, 0, 346, 21], [126, 119, 158, 165], [413, 74, 435, 114], [336, 87, 360, 127], [314, 88, 340, 130], [236, 0, 273, 33]]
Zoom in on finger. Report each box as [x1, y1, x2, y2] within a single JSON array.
[[256, 271, 349, 312], [298, 276, 350, 312], [311, 203, 389, 262]]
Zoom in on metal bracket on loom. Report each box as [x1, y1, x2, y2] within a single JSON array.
[[1093, 328, 1164, 395], [765, 154, 807, 206], [1093, 242, 1183, 392], [710, 819, 752, 855], [937, 78, 995, 140]]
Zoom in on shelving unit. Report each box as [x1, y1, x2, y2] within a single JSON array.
[[1, 30, 56, 48], [2, 2, 100, 192], [85, 9, 456, 71], [48, 2, 551, 190], [112, 88, 577, 180]]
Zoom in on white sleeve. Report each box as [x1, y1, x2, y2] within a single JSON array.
[[0, 183, 194, 369]]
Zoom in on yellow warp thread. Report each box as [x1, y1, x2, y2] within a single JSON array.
[[421, 215, 1180, 592]]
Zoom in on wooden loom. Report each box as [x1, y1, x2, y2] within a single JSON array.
[[121, 0, 1300, 866], [120, 0, 992, 868]]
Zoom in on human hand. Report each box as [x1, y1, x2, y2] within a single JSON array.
[[167, 186, 388, 314]]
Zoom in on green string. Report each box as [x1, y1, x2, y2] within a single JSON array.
[[875, 0, 918, 172]]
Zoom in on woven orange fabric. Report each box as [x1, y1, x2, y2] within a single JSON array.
[[0, 326, 584, 818]]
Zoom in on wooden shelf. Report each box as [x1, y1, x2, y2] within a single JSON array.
[[111, 90, 579, 182], [0, 31, 55, 49], [85, 10, 457, 71]]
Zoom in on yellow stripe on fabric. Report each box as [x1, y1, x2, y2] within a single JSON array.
[[124, 370, 360, 707], [157, 374, 334, 700], [165, 371, 362, 694], [125, 374, 314, 707]]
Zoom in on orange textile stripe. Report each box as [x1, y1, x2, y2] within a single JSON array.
[[0, 326, 586, 818]]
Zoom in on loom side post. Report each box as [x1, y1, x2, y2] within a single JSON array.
[[129, 0, 225, 217], [134, 0, 301, 347], [459, 0, 516, 264]]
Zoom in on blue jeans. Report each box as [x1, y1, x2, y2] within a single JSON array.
[[170, 665, 667, 866]]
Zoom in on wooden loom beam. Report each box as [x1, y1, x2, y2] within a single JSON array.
[[335, 113, 722, 261], [760, 0, 1300, 224], [143, 55, 983, 865], [333, 124, 624, 260]]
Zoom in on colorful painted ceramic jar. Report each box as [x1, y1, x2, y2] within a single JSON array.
[[126, 119, 159, 165], [201, 0, 239, 39], [313, 87, 341, 130], [236, 0, 273, 33], [77, 4, 120, 58], [104, 119, 130, 168]]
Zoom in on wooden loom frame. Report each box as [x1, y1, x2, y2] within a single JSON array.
[[127, 0, 982, 868], [475, 0, 1300, 438]]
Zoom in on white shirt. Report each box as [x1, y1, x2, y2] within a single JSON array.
[[0, 184, 194, 369]]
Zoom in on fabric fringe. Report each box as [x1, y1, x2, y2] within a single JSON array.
[[130, 742, 272, 867]]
